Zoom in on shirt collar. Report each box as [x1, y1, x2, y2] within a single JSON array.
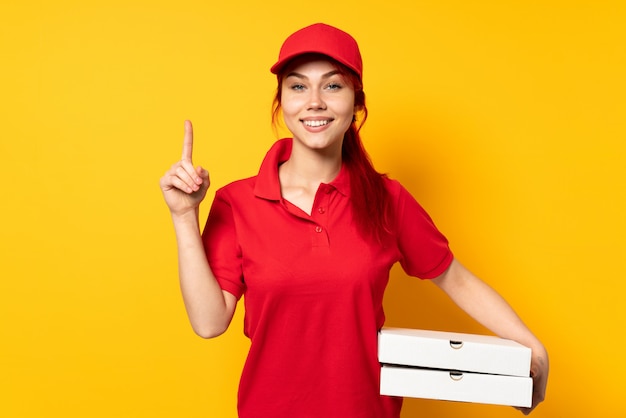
[[254, 138, 350, 200]]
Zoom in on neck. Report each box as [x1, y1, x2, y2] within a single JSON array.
[[282, 145, 342, 185], [278, 141, 343, 204]]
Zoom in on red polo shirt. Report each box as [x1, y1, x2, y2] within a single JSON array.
[[202, 138, 453, 418]]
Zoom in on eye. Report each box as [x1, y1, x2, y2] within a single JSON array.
[[289, 83, 305, 91], [325, 82, 342, 90]]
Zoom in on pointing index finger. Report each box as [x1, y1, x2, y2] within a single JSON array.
[[181, 120, 194, 162]]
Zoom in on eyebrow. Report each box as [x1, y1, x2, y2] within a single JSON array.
[[285, 70, 342, 80]]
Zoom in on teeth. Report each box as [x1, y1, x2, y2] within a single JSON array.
[[303, 120, 330, 127]]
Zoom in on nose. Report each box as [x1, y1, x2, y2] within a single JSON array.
[[307, 89, 326, 110]]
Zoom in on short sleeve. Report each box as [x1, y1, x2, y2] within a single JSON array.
[[392, 182, 454, 279], [202, 189, 245, 299]]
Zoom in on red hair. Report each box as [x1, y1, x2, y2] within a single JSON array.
[[271, 58, 391, 242]]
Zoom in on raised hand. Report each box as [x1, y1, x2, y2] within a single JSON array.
[[160, 120, 210, 217]]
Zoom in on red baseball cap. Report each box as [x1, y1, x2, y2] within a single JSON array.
[[270, 23, 363, 80]]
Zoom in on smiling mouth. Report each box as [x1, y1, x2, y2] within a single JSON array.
[[302, 119, 332, 127]]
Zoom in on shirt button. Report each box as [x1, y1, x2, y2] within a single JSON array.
[[315, 226, 323, 233], [318, 207, 325, 214]]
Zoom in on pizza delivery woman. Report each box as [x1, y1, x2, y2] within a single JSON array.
[[160, 23, 548, 418]]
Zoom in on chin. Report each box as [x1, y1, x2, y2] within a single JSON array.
[[295, 135, 343, 152]]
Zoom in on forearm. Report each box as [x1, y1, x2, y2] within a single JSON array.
[[172, 212, 235, 338], [433, 260, 544, 352]]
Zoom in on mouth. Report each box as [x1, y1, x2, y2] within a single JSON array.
[[301, 119, 333, 128]]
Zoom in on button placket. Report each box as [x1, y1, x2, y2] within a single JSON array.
[[311, 185, 331, 247]]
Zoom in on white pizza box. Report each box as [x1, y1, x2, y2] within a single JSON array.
[[378, 328, 531, 377], [380, 365, 532, 408]]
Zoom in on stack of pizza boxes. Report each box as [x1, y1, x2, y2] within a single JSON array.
[[378, 328, 532, 408]]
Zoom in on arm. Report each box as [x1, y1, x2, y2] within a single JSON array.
[[160, 120, 237, 338], [171, 210, 237, 338], [432, 259, 549, 415]]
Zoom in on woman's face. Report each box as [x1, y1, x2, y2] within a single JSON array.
[[280, 58, 356, 154]]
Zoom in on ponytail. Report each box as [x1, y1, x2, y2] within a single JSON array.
[[342, 117, 391, 243]]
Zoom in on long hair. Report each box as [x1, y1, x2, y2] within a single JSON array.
[[271, 58, 391, 242]]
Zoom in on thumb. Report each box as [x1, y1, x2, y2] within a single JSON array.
[[196, 166, 210, 185]]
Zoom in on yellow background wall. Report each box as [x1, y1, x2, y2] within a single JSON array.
[[1, 1, 624, 417]]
